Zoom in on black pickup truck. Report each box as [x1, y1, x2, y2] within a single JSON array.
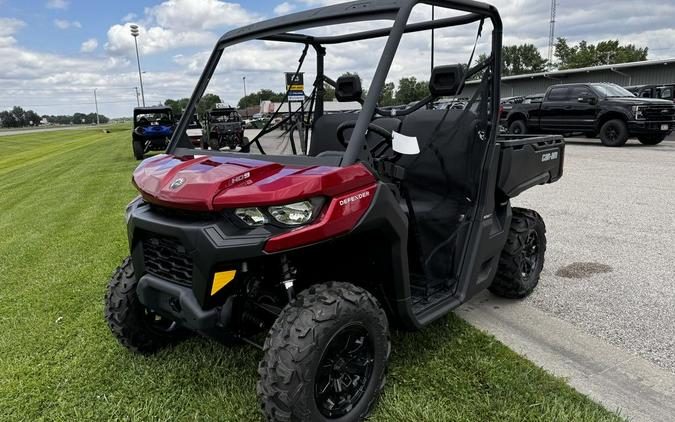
[[501, 82, 675, 146]]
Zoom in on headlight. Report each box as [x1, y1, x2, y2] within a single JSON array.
[[632, 105, 645, 120], [268, 201, 314, 226], [234, 207, 267, 226]]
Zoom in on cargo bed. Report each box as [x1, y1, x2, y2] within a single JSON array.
[[496, 134, 565, 198]]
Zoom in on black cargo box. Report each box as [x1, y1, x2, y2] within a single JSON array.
[[495, 135, 565, 198]]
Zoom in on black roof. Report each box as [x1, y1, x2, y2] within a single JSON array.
[[134, 106, 172, 114]]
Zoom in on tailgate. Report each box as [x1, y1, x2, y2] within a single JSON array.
[[495, 135, 565, 198]]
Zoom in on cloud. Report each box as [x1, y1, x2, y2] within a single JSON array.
[[45, 0, 69, 9], [105, 23, 215, 56], [274, 2, 295, 15], [146, 0, 259, 31], [80, 38, 98, 53], [53, 19, 81, 30], [0, 17, 25, 47], [122, 13, 137, 23]]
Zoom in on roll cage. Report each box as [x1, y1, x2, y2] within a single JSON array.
[[167, 0, 502, 167]]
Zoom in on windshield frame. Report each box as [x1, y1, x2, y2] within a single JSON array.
[[167, 0, 503, 167]]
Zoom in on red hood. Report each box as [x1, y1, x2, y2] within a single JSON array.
[[132, 154, 376, 211]]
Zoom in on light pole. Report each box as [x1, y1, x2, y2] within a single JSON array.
[[242, 76, 248, 117], [93, 88, 100, 125], [130, 24, 146, 107]]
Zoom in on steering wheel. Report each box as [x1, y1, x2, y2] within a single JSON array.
[[336, 121, 395, 158]]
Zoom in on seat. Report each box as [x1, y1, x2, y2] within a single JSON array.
[[308, 114, 402, 157]]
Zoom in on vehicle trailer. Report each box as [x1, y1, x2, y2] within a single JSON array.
[[502, 82, 675, 146], [132, 106, 175, 160], [105, 1, 565, 420]]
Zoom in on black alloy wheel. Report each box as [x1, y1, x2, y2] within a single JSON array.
[[315, 324, 375, 418]]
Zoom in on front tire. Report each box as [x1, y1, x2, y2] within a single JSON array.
[[599, 119, 628, 147], [258, 282, 390, 422], [104, 257, 187, 355], [508, 119, 527, 135], [132, 140, 145, 160], [490, 208, 546, 299], [637, 133, 666, 145]]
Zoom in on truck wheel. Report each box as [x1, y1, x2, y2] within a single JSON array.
[[637, 134, 666, 145], [508, 120, 527, 135], [133, 140, 145, 160], [105, 257, 188, 355], [490, 208, 546, 299], [258, 282, 390, 422], [599, 119, 628, 147]]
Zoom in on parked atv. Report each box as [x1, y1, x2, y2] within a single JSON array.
[[106, 1, 565, 421], [131, 106, 175, 160], [202, 105, 249, 152]]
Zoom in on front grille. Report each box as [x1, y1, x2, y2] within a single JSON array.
[[643, 105, 675, 121], [149, 204, 217, 221], [142, 236, 193, 285]]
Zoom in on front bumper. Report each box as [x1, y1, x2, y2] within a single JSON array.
[[126, 197, 279, 309], [627, 120, 674, 134]]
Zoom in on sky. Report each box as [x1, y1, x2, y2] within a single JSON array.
[[1, 0, 674, 118]]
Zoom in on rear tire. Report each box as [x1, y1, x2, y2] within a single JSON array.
[[508, 119, 527, 135], [637, 133, 666, 145], [105, 257, 188, 355], [599, 119, 628, 147], [132, 140, 145, 160], [490, 208, 546, 299], [258, 282, 390, 422]]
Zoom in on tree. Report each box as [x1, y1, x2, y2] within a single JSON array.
[[197, 93, 223, 116], [554, 38, 648, 70], [323, 83, 336, 101], [237, 90, 284, 109], [0, 110, 18, 128], [379, 82, 396, 106], [73, 113, 87, 125], [24, 110, 41, 126], [395, 77, 429, 104], [502, 44, 548, 76], [164, 98, 189, 115]]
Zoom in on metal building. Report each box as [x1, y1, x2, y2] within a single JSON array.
[[463, 58, 675, 98]]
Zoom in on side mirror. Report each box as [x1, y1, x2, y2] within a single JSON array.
[[429, 65, 465, 97], [335, 76, 363, 102]]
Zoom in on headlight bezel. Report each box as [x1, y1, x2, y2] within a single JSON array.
[[632, 105, 645, 120]]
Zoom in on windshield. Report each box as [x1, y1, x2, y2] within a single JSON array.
[[209, 112, 239, 123], [591, 84, 635, 98]]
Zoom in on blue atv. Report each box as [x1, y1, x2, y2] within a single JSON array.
[[132, 106, 175, 160]]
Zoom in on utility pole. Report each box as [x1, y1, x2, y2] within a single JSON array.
[[134, 87, 140, 107], [93, 88, 100, 125], [130, 24, 146, 106], [548, 0, 557, 67], [242, 76, 248, 117]]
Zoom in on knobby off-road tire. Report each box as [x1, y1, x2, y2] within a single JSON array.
[[105, 257, 188, 355], [258, 282, 390, 422], [599, 119, 629, 147], [637, 133, 666, 145], [508, 119, 527, 135], [489, 208, 547, 299], [133, 140, 145, 160]]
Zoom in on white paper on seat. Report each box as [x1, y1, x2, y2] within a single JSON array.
[[392, 131, 420, 155]]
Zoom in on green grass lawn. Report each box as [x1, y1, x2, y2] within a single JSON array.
[[0, 127, 624, 421]]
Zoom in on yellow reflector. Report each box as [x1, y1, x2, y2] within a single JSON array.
[[211, 270, 236, 296]]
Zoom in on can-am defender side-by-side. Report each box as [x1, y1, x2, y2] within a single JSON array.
[[105, 1, 565, 421], [202, 105, 249, 152], [131, 106, 176, 160]]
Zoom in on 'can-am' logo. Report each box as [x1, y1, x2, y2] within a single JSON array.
[[339, 190, 370, 206], [169, 177, 186, 190]]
